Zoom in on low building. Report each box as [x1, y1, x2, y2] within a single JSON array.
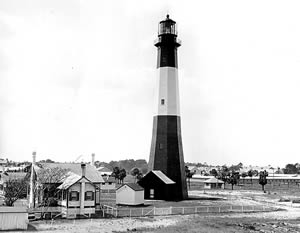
[[138, 170, 176, 201], [0, 207, 28, 231], [204, 177, 224, 189], [32, 162, 104, 210], [101, 176, 116, 192], [57, 164, 97, 218], [97, 166, 112, 176], [116, 183, 144, 206]]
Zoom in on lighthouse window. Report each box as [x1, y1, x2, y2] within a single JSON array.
[[159, 143, 163, 149], [161, 99, 165, 105]]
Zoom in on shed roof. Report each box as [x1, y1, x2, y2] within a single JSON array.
[[116, 183, 144, 191], [151, 170, 175, 184], [204, 177, 224, 184]]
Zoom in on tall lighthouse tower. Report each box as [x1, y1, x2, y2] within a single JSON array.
[[148, 15, 188, 200]]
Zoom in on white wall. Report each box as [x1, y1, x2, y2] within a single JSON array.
[[0, 207, 28, 230], [116, 185, 144, 205]]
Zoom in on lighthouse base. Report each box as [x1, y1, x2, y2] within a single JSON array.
[[148, 115, 188, 200]]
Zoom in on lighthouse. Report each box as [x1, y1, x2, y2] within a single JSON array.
[[148, 15, 188, 200]]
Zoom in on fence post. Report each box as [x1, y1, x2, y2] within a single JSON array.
[[207, 207, 209, 212], [195, 207, 197, 214], [230, 205, 232, 211], [154, 207, 155, 216], [130, 209, 132, 218], [242, 205, 244, 212], [142, 208, 144, 216], [116, 208, 118, 217], [219, 207, 220, 213], [170, 206, 172, 215], [182, 207, 184, 215]]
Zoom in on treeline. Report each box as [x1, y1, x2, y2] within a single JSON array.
[[94, 159, 148, 174]]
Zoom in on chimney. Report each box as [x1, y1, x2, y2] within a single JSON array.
[[32, 151, 36, 164], [81, 163, 86, 177], [91, 153, 95, 166]]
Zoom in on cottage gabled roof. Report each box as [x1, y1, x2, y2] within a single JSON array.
[[151, 170, 175, 184], [116, 183, 144, 191], [57, 172, 95, 190], [38, 163, 104, 183]]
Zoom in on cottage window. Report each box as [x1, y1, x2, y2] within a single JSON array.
[[85, 191, 94, 201], [69, 191, 79, 201], [63, 190, 67, 200], [161, 99, 165, 105]]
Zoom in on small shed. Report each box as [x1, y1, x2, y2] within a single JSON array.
[[116, 183, 144, 206], [0, 207, 28, 231], [138, 170, 176, 201], [204, 177, 224, 189]]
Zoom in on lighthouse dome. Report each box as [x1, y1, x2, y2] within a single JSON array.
[[158, 14, 177, 36]]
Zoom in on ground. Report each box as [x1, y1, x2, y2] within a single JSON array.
[[21, 180, 300, 233]]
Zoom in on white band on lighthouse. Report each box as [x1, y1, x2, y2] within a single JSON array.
[[155, 67, 180, 116]]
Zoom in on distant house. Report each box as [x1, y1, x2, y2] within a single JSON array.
[[204, 177, 224, 189], [116, 183, 144, 206], [0, 158, 8, 173], [57, 164, 97, 218], [97, 166, 112, 176], [138, 170, 176, 201], [101, 176, 116, 192]]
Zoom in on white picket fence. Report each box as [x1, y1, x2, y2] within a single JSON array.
[[103, 204, 278, 218]]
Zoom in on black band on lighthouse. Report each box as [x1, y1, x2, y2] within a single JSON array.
[[155, 34, 180, 68]]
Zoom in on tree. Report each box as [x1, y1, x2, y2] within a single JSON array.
[[130, 167, 143, 183], [112, 166, 121, 183], [185, 166, 195, 189], [4, 178, 28, 206], [259, 170, 268, 192], [218, 166, 230, 189], [247, 170, 253, 185], [241, 172, 247, 184], [35, 167, 69, 218], [210, 169, 218, 177], [119, 168, 127, 184], [283, 164, 298, 174], [228, 172, 240, 190]]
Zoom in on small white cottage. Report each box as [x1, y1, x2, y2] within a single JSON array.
[[116, 183, 144, 206], [204, 177, 224, 189]]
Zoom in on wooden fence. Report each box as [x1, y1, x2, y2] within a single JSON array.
[[102, 204, 278, 218]]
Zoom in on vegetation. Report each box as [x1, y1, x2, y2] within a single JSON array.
[[185, 166, 195, 189], [258, 170, 268, 192], [112, 167, 127, 184], [35, 167, 69, 218], [4, 178, 28, 206], [95, 159, 148, 174], [130, 167, 143, 183], [228, 172, 240, 190]]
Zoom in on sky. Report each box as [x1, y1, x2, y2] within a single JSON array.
[[0, 0, 300, 168]]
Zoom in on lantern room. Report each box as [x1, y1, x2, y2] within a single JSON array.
[[158, 14, 177, 36]]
